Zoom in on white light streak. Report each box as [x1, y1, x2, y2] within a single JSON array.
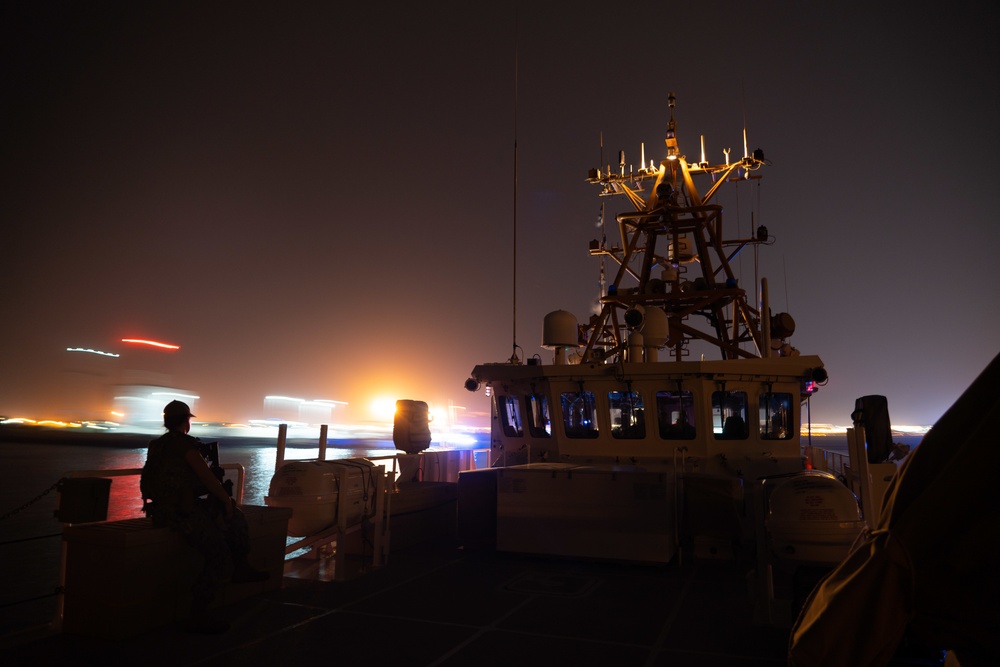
[[151, 391, 200, 400], [66, 347, 120, 357]]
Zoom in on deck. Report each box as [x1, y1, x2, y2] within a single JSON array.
[[2, 535, 945, 666]]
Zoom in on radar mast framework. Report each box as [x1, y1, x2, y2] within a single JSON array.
[[582, 95, 774, 363]]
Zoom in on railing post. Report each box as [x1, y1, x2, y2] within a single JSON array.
[[276, 424, 287, 469]]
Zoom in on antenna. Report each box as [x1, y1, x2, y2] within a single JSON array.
[[598, 131, 607, 311], [509, 13, 520, 364], [741, 79, 750, 160]]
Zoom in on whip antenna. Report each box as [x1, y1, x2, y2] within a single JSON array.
[[509, 15, 520, 364]]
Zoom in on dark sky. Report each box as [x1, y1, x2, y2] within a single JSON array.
[[3, 2, 998, 429]]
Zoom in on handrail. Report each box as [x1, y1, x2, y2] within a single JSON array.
[[64, 464, 247, 505]]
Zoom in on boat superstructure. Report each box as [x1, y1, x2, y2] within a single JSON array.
[[461, 95, 861, 623], [467, 94, 828, 471], [467, 96, 826, 476]]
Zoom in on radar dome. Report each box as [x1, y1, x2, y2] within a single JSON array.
[[542, 310, 579, 348]]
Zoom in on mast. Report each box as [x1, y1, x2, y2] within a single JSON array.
[[583, 95, 776, 363]]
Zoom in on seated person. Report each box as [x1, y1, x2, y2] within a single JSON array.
[[141, 400, 268, 634], [720, 414, 748, 439], [662, 412, 696, 439]]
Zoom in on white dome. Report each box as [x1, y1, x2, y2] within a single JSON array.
[[542, 310, 579, 348]]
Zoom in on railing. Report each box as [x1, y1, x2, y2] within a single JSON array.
[[62, 464, 246, 505], [270, 420, 490, 483], [805, 429, 901, 527], [809, 447, 850, 479]]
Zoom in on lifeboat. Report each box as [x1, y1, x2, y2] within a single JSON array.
[[264, 458, 375, 537], [765, 472, 865, 566]]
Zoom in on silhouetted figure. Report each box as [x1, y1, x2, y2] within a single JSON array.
[[663, 411, 696, 439], [141, 400, 267, 634], [721, 414, 747, 439]]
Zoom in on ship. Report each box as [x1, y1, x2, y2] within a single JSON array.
[[457, 93, 867, 622]]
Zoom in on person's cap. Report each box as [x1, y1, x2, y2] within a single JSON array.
[[163, 400, 195, 419]]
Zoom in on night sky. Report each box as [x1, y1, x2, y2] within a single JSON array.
[[3, 2, 998, 429]]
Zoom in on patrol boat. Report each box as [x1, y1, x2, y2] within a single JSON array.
[[459, 94, 869, 624]]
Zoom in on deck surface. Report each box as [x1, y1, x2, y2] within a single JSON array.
[[2, 538, 943, 666]]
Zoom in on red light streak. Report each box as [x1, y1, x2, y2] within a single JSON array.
[[121, 338, 180, 350]]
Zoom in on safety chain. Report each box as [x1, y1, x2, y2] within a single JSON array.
[[0, 479, 62, 522]]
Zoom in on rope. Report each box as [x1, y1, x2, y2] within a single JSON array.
[[0, 532, 62, 546], [0, 479, 62, 522]]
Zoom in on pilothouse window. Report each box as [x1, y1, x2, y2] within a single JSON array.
[[656, 390, 696, 439], [760, 392, 793, 440], [526, 393, 552, 437], [561, 391, 599, 438], [713, 390, 748, 439], [609, 391, 645, 439], [498, 394, 523, 437]]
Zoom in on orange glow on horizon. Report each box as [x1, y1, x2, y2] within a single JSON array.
[[121, 338, 180, 350]]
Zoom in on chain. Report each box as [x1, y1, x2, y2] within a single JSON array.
[[0, 479, 62, 522]]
